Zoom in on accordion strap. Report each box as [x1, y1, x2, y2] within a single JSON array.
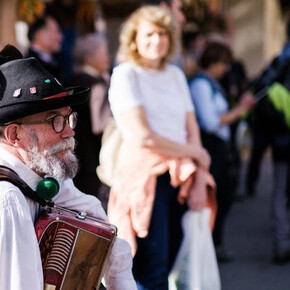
[[0, 165, 47, 206]]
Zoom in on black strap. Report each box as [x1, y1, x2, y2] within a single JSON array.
[[0, 165, 47, 206]]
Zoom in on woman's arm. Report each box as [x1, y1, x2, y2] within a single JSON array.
[[185, 113, 210, 210], [186, 111, 202, 147], [191, 79, 255, 130], [219, 92, 256, 126], [119, 106, 210, 170]]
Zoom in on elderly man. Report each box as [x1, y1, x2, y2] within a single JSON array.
[[70, 34, 112, 198], [0, 45, 137, 290]]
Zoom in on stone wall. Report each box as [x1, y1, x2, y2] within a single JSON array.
[[224, 0, 285, 78], [0, 0, 17, 48]]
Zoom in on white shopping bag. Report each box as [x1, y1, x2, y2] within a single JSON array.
[[169, 209, 221, 290]]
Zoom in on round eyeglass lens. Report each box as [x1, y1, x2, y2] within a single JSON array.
[[53, 115, 65, 133], [69, 112, 77, 130]]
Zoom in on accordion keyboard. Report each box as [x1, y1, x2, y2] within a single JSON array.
[[46, 227, 76, 275]]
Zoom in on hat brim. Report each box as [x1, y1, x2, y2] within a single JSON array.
[[0, 86, 90, 125]]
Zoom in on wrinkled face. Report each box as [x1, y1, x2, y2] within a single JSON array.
[[37, 17, 63, 54], [20, 107, 79, 179], [135, 20, 170, 68]]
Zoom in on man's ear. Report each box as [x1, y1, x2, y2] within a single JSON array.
[[4, 124, 20, 145]]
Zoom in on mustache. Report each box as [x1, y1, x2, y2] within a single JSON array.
[[44, 137, 76, 156]]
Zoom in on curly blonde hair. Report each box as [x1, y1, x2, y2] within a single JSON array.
[[117, 5, 177, 69]]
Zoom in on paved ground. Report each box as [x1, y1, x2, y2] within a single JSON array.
[[219, 155, 290, 290]]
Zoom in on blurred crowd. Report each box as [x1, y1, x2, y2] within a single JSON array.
[[20, 0, 290, 288]]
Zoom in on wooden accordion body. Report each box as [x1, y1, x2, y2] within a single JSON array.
[[35, 206, 117, 290]]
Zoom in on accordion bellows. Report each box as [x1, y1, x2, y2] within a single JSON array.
[[35, 206, 117, 290]]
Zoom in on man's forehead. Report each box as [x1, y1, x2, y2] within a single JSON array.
[[27, 106, 71, 120]]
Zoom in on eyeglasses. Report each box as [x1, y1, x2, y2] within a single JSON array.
[[10, 111, 78, 133]]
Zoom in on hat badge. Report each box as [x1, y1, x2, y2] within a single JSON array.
[[30, 87, 37, 94], [13, 88, 22, 98]]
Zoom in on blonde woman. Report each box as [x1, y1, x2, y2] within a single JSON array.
[[108, 6, 214, 289]]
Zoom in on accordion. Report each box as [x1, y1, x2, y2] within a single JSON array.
[[35, 206, 117, 290]]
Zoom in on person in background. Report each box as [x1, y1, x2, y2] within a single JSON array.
[[189, 41, 255, 262], [245, 18, 290, 263], [69, 34, 111, 203], [26, 15, 63, 81], [107, 6, 213, 289], [245, 18, 290, 197], [142, 0, 186, 67], [0, 44, 136, 290], [181, 29, 205, 80], [220, 49, 249, 196]]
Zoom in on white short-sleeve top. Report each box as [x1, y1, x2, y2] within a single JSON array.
[[108, 62, 194, 144]]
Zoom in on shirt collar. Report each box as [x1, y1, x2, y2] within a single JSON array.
[[80, 64, 100, 77], [31, 46, 53, 63]]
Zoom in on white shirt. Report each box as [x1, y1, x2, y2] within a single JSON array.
[[0, 147, 137, 290], [109, 62, 194, 144]]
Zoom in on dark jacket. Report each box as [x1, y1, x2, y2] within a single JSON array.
[[26, 48, 62, 81], [251, 42, 290, 161], [69, 72, 108, 195]]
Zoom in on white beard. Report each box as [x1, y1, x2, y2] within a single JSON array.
[[26, 128, 79, 180]]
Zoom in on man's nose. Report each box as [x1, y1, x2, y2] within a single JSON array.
[[61, 121, 75, 138]]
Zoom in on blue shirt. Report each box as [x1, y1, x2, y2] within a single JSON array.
[[189, 73, 230, 142]]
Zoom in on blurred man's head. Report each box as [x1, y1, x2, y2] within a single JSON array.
[[28, 16, 63, 55], [73, 34, 110, 74]]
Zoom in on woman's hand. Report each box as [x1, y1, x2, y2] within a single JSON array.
[[220, 91, 257, 126], [187, 168, 208, 211], [192, 145, 211, 171], [238, 91, 257, 111]]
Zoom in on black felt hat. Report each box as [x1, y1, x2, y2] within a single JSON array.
[[0, 45, 89, 125]]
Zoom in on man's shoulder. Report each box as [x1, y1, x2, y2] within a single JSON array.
[[0, 181, 27, 210], [25, 47, 40, 59]]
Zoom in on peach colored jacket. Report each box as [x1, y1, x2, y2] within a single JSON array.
[[108, 143, 216, 256]]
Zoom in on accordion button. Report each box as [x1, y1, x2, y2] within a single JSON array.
[[76, 211, 87, 220]]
